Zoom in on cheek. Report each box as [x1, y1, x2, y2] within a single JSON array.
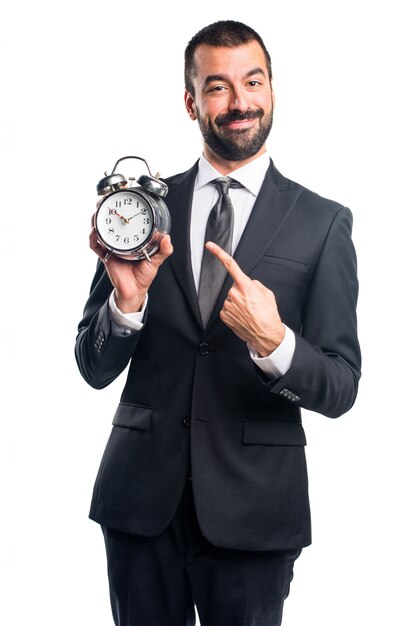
[[256, 93, 273, 113], [205, 106, 221, 123], [200, 97, 228, 120]]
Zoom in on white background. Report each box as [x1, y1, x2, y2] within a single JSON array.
[[3, 1, 417, 624]]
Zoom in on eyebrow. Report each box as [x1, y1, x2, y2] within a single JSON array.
[[204, 67, 267, 87]]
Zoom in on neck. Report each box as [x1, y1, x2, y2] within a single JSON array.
[[203, 145, 267, 175]]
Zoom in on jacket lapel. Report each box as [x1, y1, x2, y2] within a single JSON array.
[[204, 162, 303, 333], [166, 162, 204, 329]]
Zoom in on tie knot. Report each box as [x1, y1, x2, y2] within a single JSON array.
[[212, 176, 242, 195]]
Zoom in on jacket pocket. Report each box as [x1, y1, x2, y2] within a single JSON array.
[[243, 420, 306, 446], [112, 402, 153, 431], [259, 255, 308, 272]]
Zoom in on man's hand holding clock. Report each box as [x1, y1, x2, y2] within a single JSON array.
[[90, 221, 173, 313]]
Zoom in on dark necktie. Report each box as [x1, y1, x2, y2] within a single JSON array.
[[198, 176, 241, 327]]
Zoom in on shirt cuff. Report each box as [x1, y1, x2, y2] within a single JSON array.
[[248, 325, 296, 379], [108, 290, 148, 336]]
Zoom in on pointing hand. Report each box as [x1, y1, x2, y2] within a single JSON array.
[[205, 242, 286, 356]]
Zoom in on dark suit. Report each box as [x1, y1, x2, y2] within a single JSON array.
[[76, 159, 361, 555]]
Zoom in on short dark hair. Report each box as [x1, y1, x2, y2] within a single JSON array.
[[184, 20, 272, 96]]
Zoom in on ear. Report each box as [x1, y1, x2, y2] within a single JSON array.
[[184, 90, 197, 120], [271, 86, 276, 109]]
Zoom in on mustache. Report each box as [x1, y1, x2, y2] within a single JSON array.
[[215, 109, 264, 126]]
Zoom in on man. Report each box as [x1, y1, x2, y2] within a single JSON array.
[[75, 20, 361, 626]]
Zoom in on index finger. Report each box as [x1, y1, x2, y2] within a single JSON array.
[[205, 241, 250, 288]]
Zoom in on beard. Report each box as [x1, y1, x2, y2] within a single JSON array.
[[196, 105, 273, 161]]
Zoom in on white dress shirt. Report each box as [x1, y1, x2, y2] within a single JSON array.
[[109, 153, 295, 378]]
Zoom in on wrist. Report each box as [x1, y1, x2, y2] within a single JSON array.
[[114, 290, 147, 314], [254, 323, 286, 358]]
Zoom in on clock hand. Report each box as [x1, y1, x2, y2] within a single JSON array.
[[108, 207, 130, 223], [125, 211, 143, 221]]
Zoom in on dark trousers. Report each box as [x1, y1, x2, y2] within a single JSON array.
[[101, 481, 301, 626]]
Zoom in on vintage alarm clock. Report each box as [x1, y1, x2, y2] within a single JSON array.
[[94, 156, 171, 261]]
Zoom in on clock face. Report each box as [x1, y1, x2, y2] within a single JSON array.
[[96, 190, 154, 253]]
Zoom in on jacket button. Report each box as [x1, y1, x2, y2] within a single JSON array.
[[182, 415, 191, 427], [198, 343, 209, 355]]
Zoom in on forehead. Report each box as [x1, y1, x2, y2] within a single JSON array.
[[192, 41, 269, 85]]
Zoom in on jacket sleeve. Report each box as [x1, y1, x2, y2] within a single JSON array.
[[268, 206, 361, 418], [74, 261, 145, 389]]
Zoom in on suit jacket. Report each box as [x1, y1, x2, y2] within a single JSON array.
[[75, 160, 361, 551]]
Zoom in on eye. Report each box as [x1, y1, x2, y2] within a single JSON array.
[[208, 84, 228, 93], [247, 80, 262, 88]]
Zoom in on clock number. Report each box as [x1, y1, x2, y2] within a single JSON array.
[[108, 208, 116, 215], [124, 198, 132, 206], [105, 218, 112, 224], [134, 235, 139, 242], [108, 227, 114, 234], [141, 228, 146, 234], [115, 235, 120, 241], [143, 218, 150, 225], [124, 237, 130, 244], [141, 208, 147, 214], [115, 200, 122, 208]]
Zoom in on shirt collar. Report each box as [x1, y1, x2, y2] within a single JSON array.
[[194, 152, 271, 196]]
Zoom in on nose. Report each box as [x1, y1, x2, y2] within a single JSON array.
[[228, 86, 250, 112]]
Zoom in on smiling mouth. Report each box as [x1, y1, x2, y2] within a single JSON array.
[[218, 118, 259, 133], [219, 120, 258, 134], [226, 118, 254, 124]]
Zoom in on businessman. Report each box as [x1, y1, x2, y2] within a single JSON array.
[[76, 20, 361, 626]]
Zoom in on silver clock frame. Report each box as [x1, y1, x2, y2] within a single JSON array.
[[95, 156, 171, 261]]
